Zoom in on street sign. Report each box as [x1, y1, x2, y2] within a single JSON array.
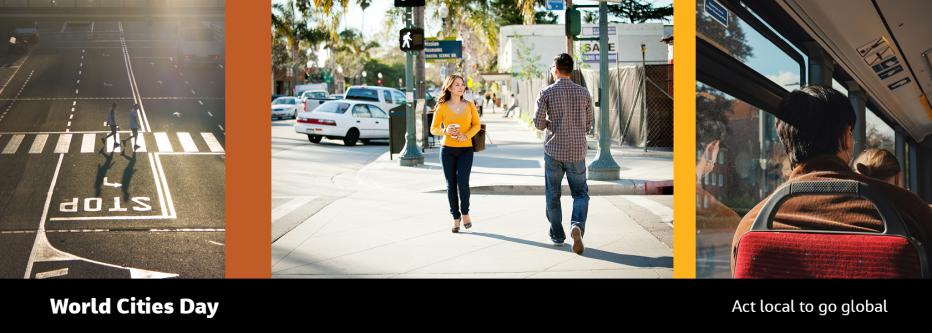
[[546, 0, 564, 10], [424, 40, 462, 61], [399, 28, 425, 51], [704, 0, 729, 28], [394, 0, 425, 7]]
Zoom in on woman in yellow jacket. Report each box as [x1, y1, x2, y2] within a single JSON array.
[[430, 74, 481, 233]]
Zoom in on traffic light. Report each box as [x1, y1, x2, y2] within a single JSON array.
[[394, 0, 425, 7], [565, 6, 581, 39]]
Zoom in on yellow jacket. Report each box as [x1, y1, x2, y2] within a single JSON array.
[[430, 101, 481, 148]]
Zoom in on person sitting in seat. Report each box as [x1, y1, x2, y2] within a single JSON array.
[[854, 148, 932, 209], [731, 86, 932, 274]]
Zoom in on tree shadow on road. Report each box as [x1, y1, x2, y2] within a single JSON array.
[[462, 232, 672, 268]]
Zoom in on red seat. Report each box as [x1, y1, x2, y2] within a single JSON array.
[[733, 180, 928, 279]]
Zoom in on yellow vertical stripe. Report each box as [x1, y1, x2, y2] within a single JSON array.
[[674, 0, 697, 279]]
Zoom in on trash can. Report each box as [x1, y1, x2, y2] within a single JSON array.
[[389, 105, 406, 155]]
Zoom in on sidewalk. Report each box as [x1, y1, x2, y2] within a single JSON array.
[[271, 115, 674, 278], [358, 116, 673, 195]]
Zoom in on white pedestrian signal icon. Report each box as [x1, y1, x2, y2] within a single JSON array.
[[403, 32, 412, 49], [399, 28, 424, 51]]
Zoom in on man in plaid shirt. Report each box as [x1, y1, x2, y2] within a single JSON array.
[[533, 53, 593, 255]]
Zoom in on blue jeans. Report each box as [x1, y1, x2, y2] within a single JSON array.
[[441, 146, 474, 220], [545, 154, 589, 243]]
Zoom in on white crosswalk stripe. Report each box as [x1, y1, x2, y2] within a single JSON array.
[[201, 132, 224, 153], [177, 132, 198, 152], [81, 133, 96, 153], [105, 132, 121, 153], [28, 134, 48, 154], [133, 135, 147, 152], [54, 134, 72, 153], [2, 135, 24, 154], [154, 132, 173, 153], [0, 132, 223, 155]]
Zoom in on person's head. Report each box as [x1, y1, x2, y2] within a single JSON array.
[[437, 73, 466, 104], [550, 53, 574, 80], [853, 148, 901, 186], [776, 86, 856, 166]]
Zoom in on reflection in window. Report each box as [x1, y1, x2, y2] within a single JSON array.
[[696, 82, 788, 278], [865, 108, 895, 152]]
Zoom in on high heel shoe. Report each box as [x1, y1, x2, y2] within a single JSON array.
[[463, 215, 472, 229], [452, 219, 461, 233]]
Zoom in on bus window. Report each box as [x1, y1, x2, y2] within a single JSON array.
[[698, 1, 804, 90], [696, 82, 788, 278]]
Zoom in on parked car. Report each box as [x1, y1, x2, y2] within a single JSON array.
[[295, 100, 389, 146], [344, 86, 406, 115], [8, 22, 38, 52], [271, 96, 299, 120], [178, 25, 222, 68], [330, 94, 344, 100]]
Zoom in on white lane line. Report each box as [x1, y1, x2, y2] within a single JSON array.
[[60, 21, 68, 33], [624, 196, 674, 227], [217, 125, 224, 132], [36, 268, 69, 279], [147, 152, 168, 217], [191, 89, 196, 95], [177, 132, 198, 152], [154, 155, 176, 218], [2, 134, 24, 154], [72, 101, 76, 106], [207, 112, 213, 117], [118, 21, 123, 33], [54, 134, 72, 153], [200, 132, 224, 153], [105, 132, 121, 153], [208, 241, 224, 246], [23, 153, 64, 278], [90, 21, 95, 33], [69, 114, 73, 120], [28, 134, 48, 154], [0, 50, 33, 97], [120, 37, 151, 132], [67, 121, 71, 127], [75, 89, 78, 94], [133, 135, 146, 152], [154, 132, 172, 152], [198, 100, 203, 105], [80, 133, 96, 153]]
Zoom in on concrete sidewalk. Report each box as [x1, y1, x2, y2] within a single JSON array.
[[271, 115, 674, 278], [358, 116, 672, 195], [272, 191, 673, 278]]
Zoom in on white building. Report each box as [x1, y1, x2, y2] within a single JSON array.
[[498, 23, 670, 74]]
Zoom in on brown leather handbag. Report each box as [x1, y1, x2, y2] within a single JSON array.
[[472, 124, 486, 152]]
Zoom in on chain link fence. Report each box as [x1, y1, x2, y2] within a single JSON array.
[[509, 64, 672, 150]]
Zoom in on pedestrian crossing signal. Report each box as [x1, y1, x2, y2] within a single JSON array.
[[399, 28, 424, 51], [394, 0, 425, 7]]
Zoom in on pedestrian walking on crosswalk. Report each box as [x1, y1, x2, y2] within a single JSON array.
[[102, 102, 119, 149], [123, 103, 140, 150]]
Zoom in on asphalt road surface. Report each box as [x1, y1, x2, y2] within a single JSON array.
[[0, 16, 225, 278]]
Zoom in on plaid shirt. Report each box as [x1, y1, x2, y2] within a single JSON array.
[[534, 78, 593, 162]]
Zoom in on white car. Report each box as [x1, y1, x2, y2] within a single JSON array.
[[298, 89, 331, 112], [344, 86, 407, 114], [271, 96, 299, 119], [295, 100, 389, 146]]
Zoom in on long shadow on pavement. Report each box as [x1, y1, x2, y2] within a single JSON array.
[[462, 232, 672, 268]]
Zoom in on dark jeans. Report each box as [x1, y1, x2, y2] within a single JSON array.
[[545, 154, 589, 243], [441, 146, 474, 220]]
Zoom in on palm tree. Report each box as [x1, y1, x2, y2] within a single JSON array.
[[332, 29, 380, 86]]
